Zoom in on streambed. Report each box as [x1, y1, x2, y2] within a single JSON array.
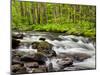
[[12, 31, 96, 74]]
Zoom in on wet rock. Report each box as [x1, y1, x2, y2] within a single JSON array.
[[62, 58, 73, 66], [58, 53, 74, 59], [12, 59, 23, 65], [32, 42, 39, 49], [12, 64, 21, 72], [50, 50, 56, 57], [73, 53, 91, 61], [55, 38, 62, 41], [25, 64, 47, 73], [63, 66, 77, 71], [47, 62, 53, 72], [16, 67, 27, 74], [20, 52, 47, 65], [45, 50, 57, 57], [37, 41, 53, 51], [39, 37, 46, 41], [15, 51, 27, 57], [20, 56, 36, 62], [34, 52, 47, 65], [32, 41, 56, 57], [57, 57, 73, 69], [12, 64, 27, 74], [12, 51, 27, 61], [71, 38, 78, 42], [32, 41, 51, 51], [12, 33, 24, 39], [32, 68, 46, 73], [37, 41, 56, 57], [58, 53, 91, 62], [24, 62, 39, 68], [63, 65, 88, 71], [12, 50, 17, 58], [12, 39, 20, 49], [39, 65, 48, 72]]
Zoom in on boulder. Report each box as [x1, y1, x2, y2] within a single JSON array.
[[12, 64, 26, 74], [57, 53, 74, 59], [37, 41, 53, 51], [32, 41, 56, 57], [12, 51, 27, 62], [47, 62, 53, 72], [12, 33, 24, 39], [25, 64, 47, 73], [16, 51, 27, 57], [39, 65, 48, 72], [20, 56, 36, 62], [71, 38, 78, 42], [12, 59, 23, 65], [39, 37, 46, 41], [57, 57, 73, 69], [24, 62, 39, 68], [45, 50, 57, 57], [37, 41, 56, 57], [20, 52, 47, 65], [73, 53, 91, 61], [31, 68, 46, 73], [32, 42, 39, 49], [12, 39, 20, 49], [58, 53, 91, 62], [34, 52, 47, 65], [12, 64, 21, 73], [29, 64, 47, 73], [63, 66, 87, 71], [15, 67, 27, 74]]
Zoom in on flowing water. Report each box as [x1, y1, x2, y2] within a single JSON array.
[[13, 31, 96, 71]]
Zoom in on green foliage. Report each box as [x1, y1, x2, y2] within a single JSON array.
[[31, 22, 95, 38], [11, 0, 96, 38]]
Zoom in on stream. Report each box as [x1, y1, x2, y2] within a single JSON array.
[[12, 31, 96, 74]]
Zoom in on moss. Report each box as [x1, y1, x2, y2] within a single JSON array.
[[37, 41, 52, 52], [32, 42, 39, 49]]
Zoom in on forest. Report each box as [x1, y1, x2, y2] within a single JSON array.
[[12, 0, 96, 38]]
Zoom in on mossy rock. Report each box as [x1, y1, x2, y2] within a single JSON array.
[[37, 41, 56, 57], [32, 41, 53, 51], [32, 41, 56, 57], [37, 41, 53, 51], [32, 42, 39, 49]]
